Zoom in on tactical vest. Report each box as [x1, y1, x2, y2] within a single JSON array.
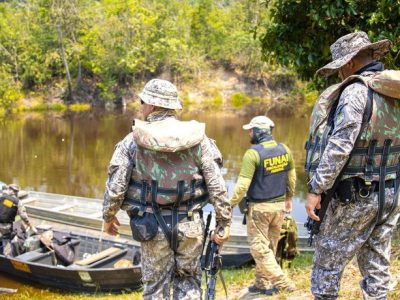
[[125, 118, 209, 210], [247, 143, 291, 201], [305, 71, 400, 185], [0, 194, 18, 223]]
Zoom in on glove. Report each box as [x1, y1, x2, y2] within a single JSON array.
[[212, 225, 230, 246]]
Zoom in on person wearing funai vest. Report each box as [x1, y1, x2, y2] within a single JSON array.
[[305, 32, 400, 300], [230, 116, 296, 296], [102, 79, 231, 299]]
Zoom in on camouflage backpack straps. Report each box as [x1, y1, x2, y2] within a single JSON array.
[[276, 215, 299, 268], [304, 75, 369, 176]]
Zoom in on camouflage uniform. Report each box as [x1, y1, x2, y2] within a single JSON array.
[[0, 187, 32, 256], [308, 32, 400, 300], [103, 82, 231, 299]]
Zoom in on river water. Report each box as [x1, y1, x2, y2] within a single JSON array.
[[0, 108, 310, 295]]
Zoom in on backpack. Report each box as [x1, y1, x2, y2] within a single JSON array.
[[305, 69, 400, 184], [276, 216, 299, 268], [368, 70, 400, 99]]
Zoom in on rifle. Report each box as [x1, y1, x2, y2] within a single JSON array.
[[201, 213, 212, 255], [203, 228, 227, 300]]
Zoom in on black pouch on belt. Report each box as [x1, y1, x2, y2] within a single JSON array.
[[335, 179, 357, 205], [128, 207, 158, 242]]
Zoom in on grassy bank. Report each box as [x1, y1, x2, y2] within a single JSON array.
[[3, 247, 399, 300]]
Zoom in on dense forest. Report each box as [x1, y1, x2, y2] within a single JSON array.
[[0, 0, 270, 111], [0, 0, 399, 113]]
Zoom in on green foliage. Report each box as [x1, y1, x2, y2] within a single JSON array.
[[260, 0, 400, 80], [0, 69, 22, 111], [0, 0, 268, 110], [230, 92, 252, 108], [69, 103, 90, 112], [27, 102, 67, 112], [203, 89, 223, 110]]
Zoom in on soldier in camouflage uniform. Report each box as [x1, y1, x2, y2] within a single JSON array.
[[230, 116, 296, 295], [0, 184, 36, 256], [102, 79, 231, 299], [305, 32, 400, 300]]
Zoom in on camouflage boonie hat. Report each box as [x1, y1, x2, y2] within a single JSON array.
[[317, 31, 392, 77], [138, 79, 182, 110], [242, 116, 275, 131]]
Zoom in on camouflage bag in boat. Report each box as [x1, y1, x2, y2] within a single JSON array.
[[40, 231, 76, 266]]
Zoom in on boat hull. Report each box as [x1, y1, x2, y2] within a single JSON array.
[[0, 257, 142, 292], [0, 230, 142, 293]]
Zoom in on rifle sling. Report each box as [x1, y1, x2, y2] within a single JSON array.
[[218, 269, 228, 299], [151, 181, 173, 249]]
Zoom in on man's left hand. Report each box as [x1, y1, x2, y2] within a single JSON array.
[[285, 197, 293, 213], [305, 193, 321, 221]]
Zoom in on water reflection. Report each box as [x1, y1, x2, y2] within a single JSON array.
[[0, 109, 310, 221], [0, 109, 311, 294]]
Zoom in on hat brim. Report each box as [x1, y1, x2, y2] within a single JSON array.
[[138, 93, 183, 110], [242, 124, 253, 130], [316, 39, 392, 77]]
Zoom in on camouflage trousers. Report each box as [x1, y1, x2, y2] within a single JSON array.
[[140, 211, 204, 300], [312, 187, 400, 300], [247, 202, 294, 290]]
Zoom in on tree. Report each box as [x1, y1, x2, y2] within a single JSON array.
[[260, 0, 400, 80]]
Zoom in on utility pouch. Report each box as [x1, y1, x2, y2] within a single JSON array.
[[129, 208, 158, 242], [335, 179, 357, 205], [238, 197, 249, 214]]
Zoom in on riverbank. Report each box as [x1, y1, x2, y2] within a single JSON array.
[[0, 67, 316, 118], [1, 245, 399, 300]]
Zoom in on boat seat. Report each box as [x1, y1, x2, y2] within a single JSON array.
[[73, 247, 123, 266], [52, 203, 76, 212], [15, 249, 56, 264], [89, 248, 128, 268]]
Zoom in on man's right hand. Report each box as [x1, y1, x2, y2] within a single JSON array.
[[305, 193, 321, 221], [212, 225, 230, 246], [104, 216, 120, 236]]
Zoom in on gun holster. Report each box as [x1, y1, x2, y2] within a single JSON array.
[[238, 197, 249, 214]]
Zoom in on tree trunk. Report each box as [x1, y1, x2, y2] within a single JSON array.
[[57, 25, 73, 102]]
